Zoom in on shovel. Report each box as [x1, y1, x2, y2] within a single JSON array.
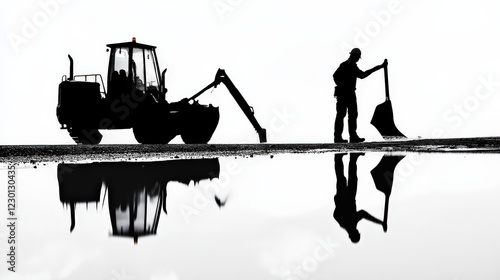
[[370, 61, 406, 139]]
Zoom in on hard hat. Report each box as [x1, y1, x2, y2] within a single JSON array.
[[350, 48, 361, 57]]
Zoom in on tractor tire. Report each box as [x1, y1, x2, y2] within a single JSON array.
[[132, 113, 177, 144], [68, 127, 102, 145], [180, 133, 211, 144], [133, 101, 178, 144], [133, 123, 176, 144], [132, 124, 155, 144]]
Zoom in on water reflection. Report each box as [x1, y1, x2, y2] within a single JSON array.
[[370, 154, 406, 233], [58, 158, 220, 243], [334, 153, 405, 243], [8, 153, 500, 279]]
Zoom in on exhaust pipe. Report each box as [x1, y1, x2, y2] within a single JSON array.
[[161, 68, 167, 93], [68, 54, 74, 80]]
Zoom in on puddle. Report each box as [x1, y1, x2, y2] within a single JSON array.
[[0, 152, 499, 279]]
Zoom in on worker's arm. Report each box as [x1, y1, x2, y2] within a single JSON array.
[[358, 59, 387, 79], [357, 209, 384, 225]]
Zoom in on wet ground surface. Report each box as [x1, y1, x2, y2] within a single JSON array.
[[2, 137, 500, 165], [1, 141, 500, 279], [1, 151, 499, 279]]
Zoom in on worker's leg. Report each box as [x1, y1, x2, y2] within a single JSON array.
[[347, 95, 359, 138], [334, 97, 347, 140], [334, 153, 347, 189], [347, 153, 363, 193]]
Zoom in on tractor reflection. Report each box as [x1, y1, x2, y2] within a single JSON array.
[[58, 158, 220, 243]]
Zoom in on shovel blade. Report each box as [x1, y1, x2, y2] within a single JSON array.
[[371, 100, 405, 139]]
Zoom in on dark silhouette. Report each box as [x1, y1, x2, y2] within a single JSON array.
[[333, 153, 406, 243], [57, 163, 102, 232], [214, 195, 228, 208], [370, 154, 406, 231], [118, 69, 129, 94], [370, 61, 406, 139], [333, 48, 387, 143], [333, 153, 384, 243], [58, 158, 220, 243], [57, 38, 266, 145], [108, 70, 120, 98]]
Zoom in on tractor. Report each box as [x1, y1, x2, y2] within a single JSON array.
[[57, 38, 267, 144]]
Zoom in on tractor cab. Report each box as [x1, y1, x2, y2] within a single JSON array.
[[106, 38, 166, 102]]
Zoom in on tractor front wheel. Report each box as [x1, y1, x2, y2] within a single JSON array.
[[68, 127, 102, 145]]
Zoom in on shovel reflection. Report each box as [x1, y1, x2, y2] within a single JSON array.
[[370, 154, 406, 232], [333, 153, 405, 243], [58, 158, 220, 243]]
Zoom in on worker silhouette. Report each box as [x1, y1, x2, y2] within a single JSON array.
[[333, 153, 385, 243], [333, 48, 387, 143]]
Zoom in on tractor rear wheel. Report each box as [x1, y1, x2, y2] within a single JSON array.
[[133, 124, 176, 144], [132, 102, 178, 144]]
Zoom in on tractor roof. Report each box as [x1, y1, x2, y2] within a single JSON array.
[[106, 38, 156, 50]]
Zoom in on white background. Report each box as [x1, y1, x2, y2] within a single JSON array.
[[1, 0, 500, 144]]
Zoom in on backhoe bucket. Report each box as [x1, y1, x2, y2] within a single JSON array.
[[258, 129, 267, 143]]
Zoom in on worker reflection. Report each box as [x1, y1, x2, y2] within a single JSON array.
[[333, 48, 387, 143], [333, 153, 385, 243]]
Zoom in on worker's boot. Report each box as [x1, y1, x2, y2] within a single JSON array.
[[334, 136, 348, 143], [350, 136, 365, 143]]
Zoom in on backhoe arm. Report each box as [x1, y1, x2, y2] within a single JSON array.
[[189, 69, 267, 143]]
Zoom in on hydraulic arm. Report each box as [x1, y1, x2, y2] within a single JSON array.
[[189, 69, 267, 143]]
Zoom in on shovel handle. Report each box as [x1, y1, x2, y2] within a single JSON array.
[[384, 61, 390, 101], [383, 195, 389, 232]]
